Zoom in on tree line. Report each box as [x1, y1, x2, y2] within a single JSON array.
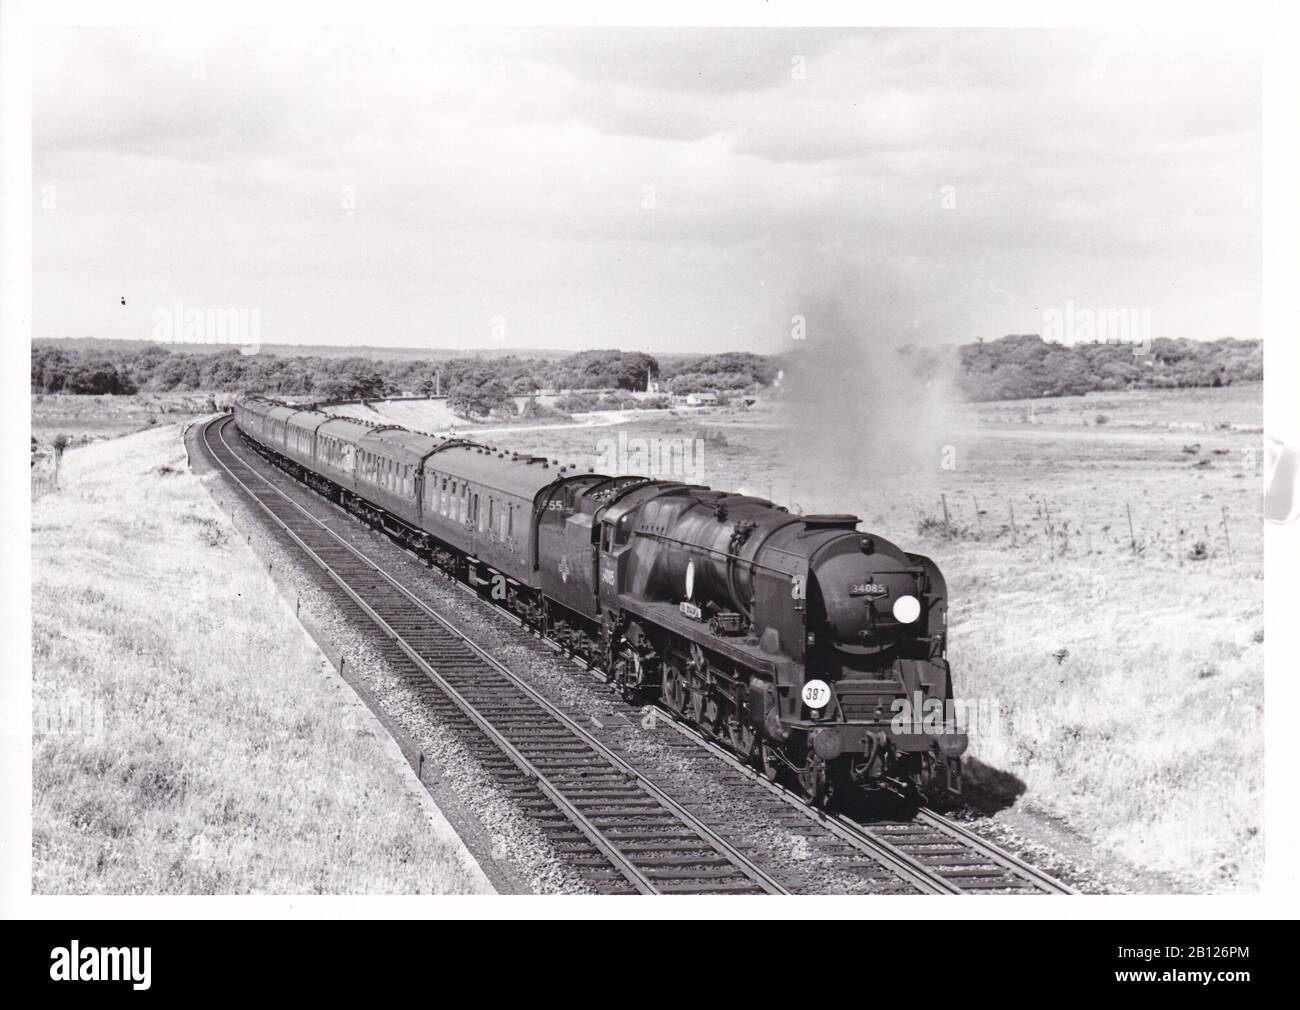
[[897, 335, 1261, 401], [31, 336, 1259, 405]]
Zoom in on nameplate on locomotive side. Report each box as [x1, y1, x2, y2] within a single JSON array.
[[679, 601, 703, 620]]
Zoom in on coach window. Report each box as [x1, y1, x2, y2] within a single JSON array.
[[507, 504, 513, 538], [488, 498, 495, 539]]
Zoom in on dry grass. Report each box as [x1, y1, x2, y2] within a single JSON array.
[[31, 392, 226, 449], [946, 543, 1263, 890], [31, 424, 489, 894]]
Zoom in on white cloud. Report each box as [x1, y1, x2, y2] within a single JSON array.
[[33, 26, 1260, 352]]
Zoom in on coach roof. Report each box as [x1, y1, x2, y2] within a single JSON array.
[[358, 426, 443, 466], [426, 442, 579, 501], [315, 416, 377, 445], [266, 404, 300, 424], [284, 408, 332, 433]]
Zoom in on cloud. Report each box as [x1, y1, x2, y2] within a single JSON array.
[[32, 26, 1261, 352]]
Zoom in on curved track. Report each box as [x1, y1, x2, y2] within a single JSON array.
[[200, 414, 1077, 896], [203, 415, 786, 895]]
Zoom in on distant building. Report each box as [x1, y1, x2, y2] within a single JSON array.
[[686, 392, 719, 407]]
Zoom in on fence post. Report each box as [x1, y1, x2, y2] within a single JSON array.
[[940, 494, 951, 539], [1126, 502, 1136, 554], [1009, 500, 1018, 545], [1222, 505, 1233, 563]]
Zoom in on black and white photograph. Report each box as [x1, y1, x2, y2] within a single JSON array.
[[3, 0, 1298, 963]]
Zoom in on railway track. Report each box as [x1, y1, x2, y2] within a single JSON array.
[[651, 715, 1076, 894], [200, 413, 1077, 896], [203, 415, 786, 895]]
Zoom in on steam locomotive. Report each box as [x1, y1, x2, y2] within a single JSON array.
[[233, 394, 966, 804]]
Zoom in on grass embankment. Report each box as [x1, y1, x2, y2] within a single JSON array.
[[32, 424, 489, 894], [31, 392, 223, 449]]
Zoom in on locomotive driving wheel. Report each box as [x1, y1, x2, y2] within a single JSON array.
[[728, 719, 756, 758], [700, 695, 721, 736], [686, 643, 709, 728], [661, 662, 687, 714]]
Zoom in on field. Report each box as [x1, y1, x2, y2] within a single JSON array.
[[439, 382, 1266, 892], [31, 392, 229, 450], [31, 424, 490, 894]]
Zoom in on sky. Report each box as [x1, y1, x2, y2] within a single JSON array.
[[31, 26, 1262, 354]]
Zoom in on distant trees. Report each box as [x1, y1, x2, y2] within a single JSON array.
[[28, 345, 660, 400], [659, 352, 776, 393], [29, 335, 1263, 405], [948, 335, 1261, 401], [447, 372, 515, 420], [552, 350, 658, 391]]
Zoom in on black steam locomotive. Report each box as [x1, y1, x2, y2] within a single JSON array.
[[233, 394, 966, 804]]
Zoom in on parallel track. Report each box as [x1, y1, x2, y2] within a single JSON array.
[[653, 715, 1076, 894], [201, 414, 1077, 896], [203, 415, 787, 895]]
